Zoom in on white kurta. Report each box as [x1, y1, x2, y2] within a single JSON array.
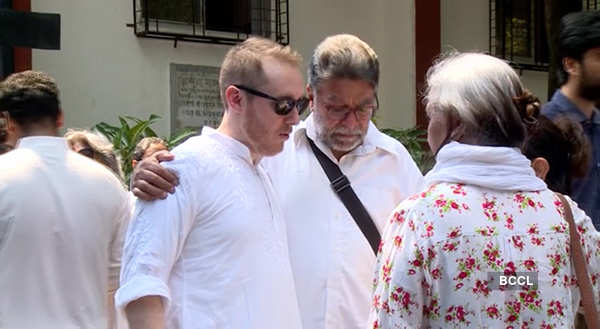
[[262, 115, 424, 329], [116, 128, 302, 329], [0, 137, 131, 329]]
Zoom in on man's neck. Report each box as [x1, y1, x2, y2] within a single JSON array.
[[561, 84, 596, 118], [216, 119, 262, 165]]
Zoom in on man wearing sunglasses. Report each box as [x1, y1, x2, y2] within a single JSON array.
[[0, 71, 131, 329], [116, 37, 305, 329], [132, 34, 423, 329]]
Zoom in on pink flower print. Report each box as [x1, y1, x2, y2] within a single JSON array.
[[433, 194, 464, 215], [483, 242, 502, 270], [530, 235, 545, 246], [372, 294, 381, 309], [511, 236, 523, 251], [476, 225, 498, 237], [551, 223, 566, 233], [505, 300, 521, 323], [504, 261, 516, 276], [423, 295, 440, 320], [444, 305, 471, 325], [431, 267, 442, 280], [391, 210, 405, 224], [408, 220, 415, 231], [472, 279, 490, 297], [381, 258, 393, 284], [515, 193, 538, 212], [482, 197, 499, 221], [421, 221, 434, 238], [447, 226, 462, 239], [522, 258, 537, 271], [371, 320, 380, 329], [390, 286, 416, 313], [505, 213, 515, 230], [527, 223, 539, 235], [518, 289, 542, 312], [540, 321, 554, 329], [394, 235, 402, 247], [485, 304, 500, 319], [455, 282, 464, 290], [443, 241, 460, 252], [450, 184, 467, 196], [547, 300, 565, 317]]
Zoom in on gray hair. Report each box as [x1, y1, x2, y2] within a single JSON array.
[[65, 129, 124, 182], [308, 34, 379, 89], [425, 52, 530, 147]]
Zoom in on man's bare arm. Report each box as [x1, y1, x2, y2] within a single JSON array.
[[131, 150, 178, 201], [125, 296, 165, 329]]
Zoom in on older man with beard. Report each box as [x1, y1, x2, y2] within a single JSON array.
[[132, 34, 423, 329], [542, 11, 600, 229]]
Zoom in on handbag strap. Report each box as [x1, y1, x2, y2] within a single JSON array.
[[556, 193, 599, 329], [306, 134, 380, 255]]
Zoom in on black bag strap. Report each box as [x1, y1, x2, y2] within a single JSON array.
[[306, 134, 381, 255]]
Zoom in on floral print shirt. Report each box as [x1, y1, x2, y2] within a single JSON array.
[[369, 183, 600, 329]]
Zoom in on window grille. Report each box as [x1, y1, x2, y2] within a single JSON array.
[[132, 0, 289, 45]]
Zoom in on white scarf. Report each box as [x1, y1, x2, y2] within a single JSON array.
[[424, 141, 547, 191]]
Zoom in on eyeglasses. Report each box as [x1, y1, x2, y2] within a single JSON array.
[[323, 95, 379, 121], [234, 84, 309, 116], [77, 147, 94, 159]]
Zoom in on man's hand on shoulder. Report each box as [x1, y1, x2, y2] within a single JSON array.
[[131, 150, 178, 201]]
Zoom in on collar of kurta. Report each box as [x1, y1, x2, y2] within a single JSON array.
[[16, 136, 69, 152], [201, 126, 254, 165]]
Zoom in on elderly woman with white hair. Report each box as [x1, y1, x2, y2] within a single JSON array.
[[368, 53, 600, 329]]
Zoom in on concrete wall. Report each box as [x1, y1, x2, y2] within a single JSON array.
[[441, 0, 550, 102], [31, 0, 416, 137]]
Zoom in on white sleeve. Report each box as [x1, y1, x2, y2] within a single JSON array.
[[115, 161, 197, 310], [108, 191, 134, 294]]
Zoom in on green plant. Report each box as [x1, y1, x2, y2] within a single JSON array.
[[93, 114, 196, 184], [380, 127, 434, 174]]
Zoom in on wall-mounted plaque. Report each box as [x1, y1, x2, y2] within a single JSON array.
[[170, 63, 223, 133]]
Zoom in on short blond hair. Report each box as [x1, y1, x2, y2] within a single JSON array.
[[219, 37, 302, 109]]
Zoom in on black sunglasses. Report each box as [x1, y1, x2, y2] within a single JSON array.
[[234, 84, 309, 116]]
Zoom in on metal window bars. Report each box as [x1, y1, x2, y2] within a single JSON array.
[[132, 0, 289, 45]]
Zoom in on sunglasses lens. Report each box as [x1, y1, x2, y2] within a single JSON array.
[[275, 100, 294, 115]]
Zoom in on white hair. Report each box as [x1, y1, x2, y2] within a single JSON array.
[[425, 52, 528, 147]]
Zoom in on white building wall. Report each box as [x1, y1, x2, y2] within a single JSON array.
[[441, 0, 550, 102], [31, 0, 416, 136]]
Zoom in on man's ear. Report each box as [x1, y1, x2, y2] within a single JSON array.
[[531, 157, 550, 181], [132, 159, 138, 168], [562, 57, 580, 77], [224, 85, 243, 114]]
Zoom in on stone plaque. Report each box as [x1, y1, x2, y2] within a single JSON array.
[[170, 63, 222, 133]]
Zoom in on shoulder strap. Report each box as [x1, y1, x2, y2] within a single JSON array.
[[556, 193, 599, 329], [306, 134, 380, 255]]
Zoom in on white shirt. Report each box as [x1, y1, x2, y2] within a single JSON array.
[[116, 128, 302, 329], [262, 115, 424, 329], [0, 137, 131, 329]]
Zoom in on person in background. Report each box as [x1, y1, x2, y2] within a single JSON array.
[[542, 10, 600, 228], [65, 129, 124, 183], [131, 137, 167, 168], [369, 53, 600, 329], [522, 114, 591, 195], [0, 71, 131, 329]]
